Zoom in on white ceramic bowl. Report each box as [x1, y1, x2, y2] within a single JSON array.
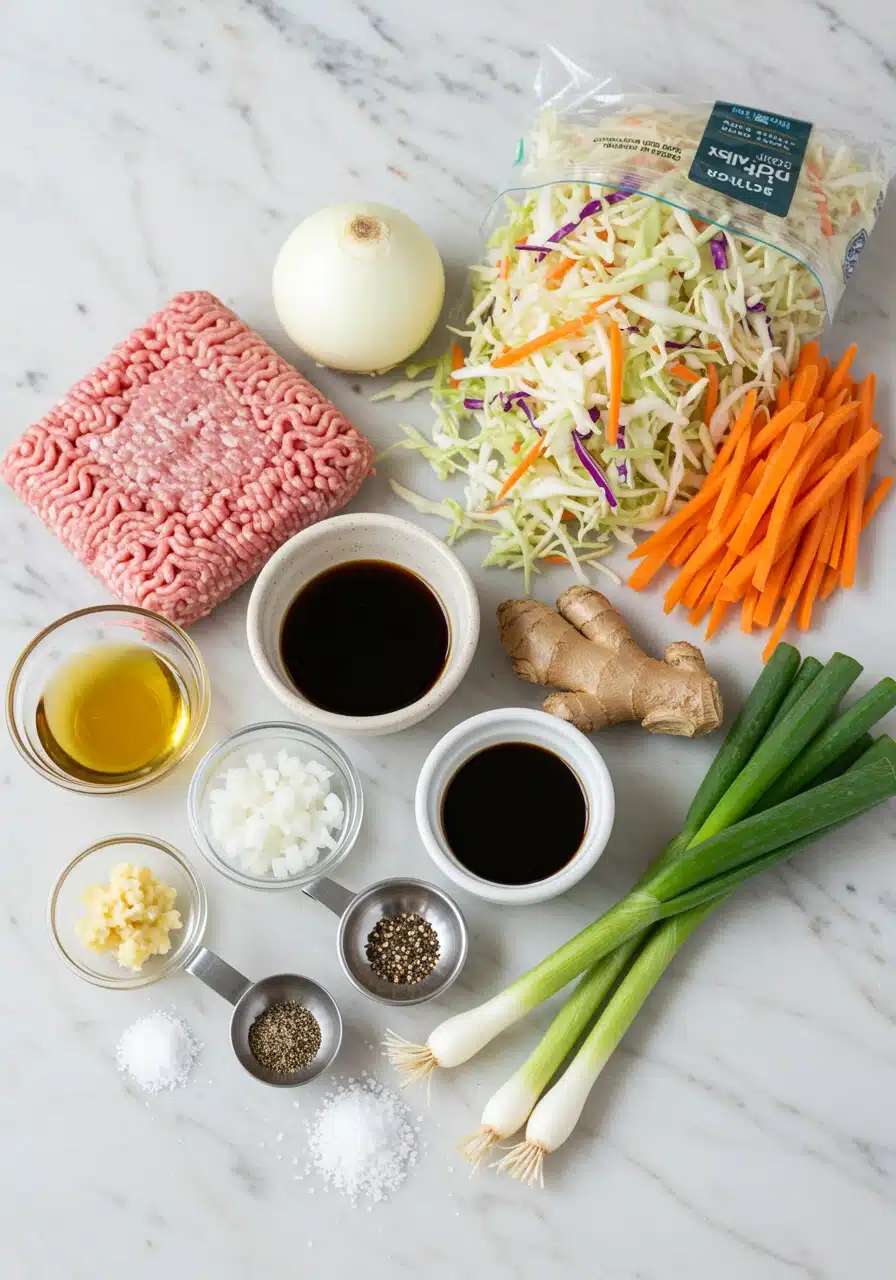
[[415, 708, 615, 905], [247, 513, 480, 737]]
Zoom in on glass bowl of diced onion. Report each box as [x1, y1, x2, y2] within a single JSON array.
[[186, 722, 364, 891]]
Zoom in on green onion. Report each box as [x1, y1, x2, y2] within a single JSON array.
[[495, 899, 718, 1186], [387, 751, 895, 1082], [811, 733, 874, 787], [764, 656, 823, 734], [690, 653, 862, 842], [753, 678, 896, 812], [458, 937, 642, 1167], [496, 737, 896, 1186]]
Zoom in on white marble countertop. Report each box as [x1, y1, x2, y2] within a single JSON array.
[[2, 2, 895, 1277]]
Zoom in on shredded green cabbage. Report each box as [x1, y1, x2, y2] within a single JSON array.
[[387, 103, 884, 588]]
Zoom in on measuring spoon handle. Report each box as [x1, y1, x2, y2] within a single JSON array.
[[302, 876, 355, 918], [186, 946, 253, 1005]]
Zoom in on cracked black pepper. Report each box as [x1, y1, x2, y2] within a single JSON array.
[[248, 1001, 321, 1073], [365, 911, 440, 984]]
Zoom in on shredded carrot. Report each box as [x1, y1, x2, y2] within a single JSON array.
[[493, 436, 547, 503], [546, 256, 576, 286], [763, 512, 827, 661], [511, 441, 521, 454], [704, 598, 730, 641], [824, 343, 857, 400], [491, 303, 607, 369], [560, 510, 576, 522], [806, 162, 834, 238], [668, 362, 702, 384], [708, 393, 756, 531], [498, 257, 510, 280], [450, 343, 464, 385], [840, 373, 876, 589], [863, 476, 894, 529], [704, 362, 719, 427], [606, 320, 624, 446], [541, 555, 569, 564], [741, 585, 761, 633]]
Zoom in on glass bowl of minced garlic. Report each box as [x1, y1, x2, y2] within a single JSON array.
[[48, 836, 207, 989]]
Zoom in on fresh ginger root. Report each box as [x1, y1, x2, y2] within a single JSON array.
[[498, 586, 723, 737]]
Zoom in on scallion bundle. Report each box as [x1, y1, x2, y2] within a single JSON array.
[[385, 646, 896, 1181]]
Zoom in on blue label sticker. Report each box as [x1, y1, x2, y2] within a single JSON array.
[[689, 101, 812, 218]]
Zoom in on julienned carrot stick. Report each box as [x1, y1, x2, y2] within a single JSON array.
[[668, 520, 709, 568], [863, 476, 894, 529], [541, 555, 569, 564], [752, 409, 827, 591], [754, 541, 798, 628], [498, 257, 510, 280], [728, 410, 810, 556], [683, 554, 724, 611], [776, 377, 791, 412], [721, 427, 881, 601], [450, 343, 464, 384], [763, 512, 827, 661], [828, 495, 850, 569], [493, 436, 547, 503], [708, 393, 756, 531], [825, 343, 857, 400], [796, 341, 820, 373], [742, 585, 760, 633], [664, 494, 749, 614], [752, 401, 857, 591], [791, 364, 819, 406], [841, 373, 876, 589], [629, 399, 801, 562], [799, 485, 848, 630], [704, 598, 730, 641], [669, 363, 702, 384], [705, 363, 719, 426], [819, 561, 840, 602], [491, 303, 605, 368], [606, 320, 624, 446], [627, 538, 684, 591], [691, 544, 740, 623]]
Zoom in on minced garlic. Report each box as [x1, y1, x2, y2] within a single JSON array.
[[75, 862, 182, 971]]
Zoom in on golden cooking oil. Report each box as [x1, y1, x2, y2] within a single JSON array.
[[36, 643, 190, 783]]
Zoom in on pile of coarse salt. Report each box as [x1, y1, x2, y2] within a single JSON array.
[[304, 1077, 418, 1203], [116, 1010, 201, 1094]]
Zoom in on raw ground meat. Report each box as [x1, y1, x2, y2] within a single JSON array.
[[2, 292, 374, 626]]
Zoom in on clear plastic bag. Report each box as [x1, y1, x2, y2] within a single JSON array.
[[495, 47, 892, 320]]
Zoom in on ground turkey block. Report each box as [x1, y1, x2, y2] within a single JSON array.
[[2, 291, 374, 626]]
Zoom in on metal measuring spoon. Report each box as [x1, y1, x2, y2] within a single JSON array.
[[302, 875, 468, 1007], [185, 949, 342, 1087]]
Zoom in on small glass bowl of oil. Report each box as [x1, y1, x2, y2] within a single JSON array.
[[7, 605, 210, 793]]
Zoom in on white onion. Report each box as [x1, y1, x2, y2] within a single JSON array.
[[272, 202, 445, 373]]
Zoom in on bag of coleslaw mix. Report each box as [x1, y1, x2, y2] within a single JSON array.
[[390, 48, 892, 586]]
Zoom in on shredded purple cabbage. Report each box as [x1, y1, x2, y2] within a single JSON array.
[[546, 221, 577, 244], [625, 325, 641, 334], [663, 340, 690, 350], [709, 237, 728, 270], [463, 397, 484, 411], [515, 243, 557, 254], [588, 406, 601, 424], [572, 430, 617, 508], [615, 423, 628, 481], [605, 191, 631, 206], [746, 301, 766, 312], [579, 198, 603, 220]]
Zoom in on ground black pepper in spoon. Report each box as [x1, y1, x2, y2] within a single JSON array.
[[248, 1001, 321, 1073], [365, 912, 440, 984]]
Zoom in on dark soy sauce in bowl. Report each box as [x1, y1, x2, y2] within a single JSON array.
[[440, 742, 588, 886], [279, 560, 450, 717]]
